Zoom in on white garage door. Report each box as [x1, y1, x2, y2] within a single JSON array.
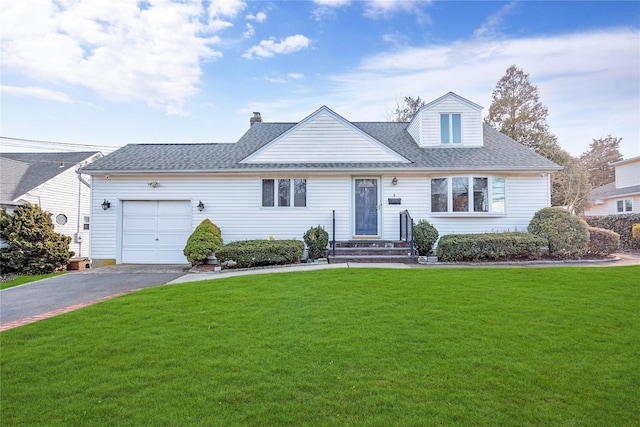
[[122, 201, 192, 264]]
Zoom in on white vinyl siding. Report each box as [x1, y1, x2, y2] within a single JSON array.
[[89, 173, 551, 262], [243, 108, 409, 164], [13, 165, 92, 258], [408, 94, 483, 147], [615, 158, 640, 188]]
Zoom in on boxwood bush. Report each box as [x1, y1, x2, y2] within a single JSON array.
[[216, 239, 304, 269], [413, 220, 438, 256], [586, 227, 620, 256], [436, 232, 548, 262], [303, 226, 329, 260], [528, 207, 589, 260]]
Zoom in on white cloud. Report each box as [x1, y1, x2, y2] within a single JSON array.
[[242, 34, 311, 59], [247, 11, 267, 23], [1, 85, 77, 104], [363, 0, 431, 18], [288, 73, 305, 79], [0, 0, 244, 115], [315, 29, 639, 157], [243, 23, 255, 38], [313, 0, 350, 6], [474, 2, 518, 38]]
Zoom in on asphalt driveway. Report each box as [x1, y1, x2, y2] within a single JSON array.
[[0, 265, 189, 330]]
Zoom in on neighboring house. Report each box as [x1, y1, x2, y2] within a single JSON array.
[[80, 92, 560, 266], [0, 151, 102, 258], [584, 156, 640, 216]]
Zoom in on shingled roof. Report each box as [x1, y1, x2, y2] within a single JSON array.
[[80, 121, 560, 174], [1, 152, 101, 202]]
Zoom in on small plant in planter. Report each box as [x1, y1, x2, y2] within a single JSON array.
[[303, 225, 329, 261], [183, 219, 223, 265]]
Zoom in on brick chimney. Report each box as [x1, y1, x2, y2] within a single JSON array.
[[250, 112, 262, 127]]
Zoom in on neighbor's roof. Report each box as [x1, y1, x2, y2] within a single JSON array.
[[80, 122, 560, 174], [591, 181, 640, 201], [0, 152, 101, 202]]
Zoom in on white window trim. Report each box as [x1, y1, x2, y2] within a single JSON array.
[[615, 198, 633, 214], [261, 178, 307, 208], [429, 176, 506, 216], [440, 113, 462, 145]]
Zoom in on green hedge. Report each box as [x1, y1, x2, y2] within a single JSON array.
[[183, 219, 223, 265], [216, 239, 304, 269], [436, 232, 548, 262], [582, 213, 640, 251], [586, 227, 620, 256]]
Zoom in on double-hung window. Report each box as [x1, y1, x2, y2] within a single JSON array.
[[440, 113, 462, 144], [616, 199, 633, 213], [262, 179, 307, 207], [430, 176, 505, 214]]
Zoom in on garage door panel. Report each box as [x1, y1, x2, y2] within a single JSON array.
[[122, 201, 191, 264]]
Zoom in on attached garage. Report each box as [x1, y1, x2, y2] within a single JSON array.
[[121, 200, 192, 264]]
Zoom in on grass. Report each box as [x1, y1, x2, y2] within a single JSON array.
[[0, 272, 65, 290], [1, 266, 638, 426]]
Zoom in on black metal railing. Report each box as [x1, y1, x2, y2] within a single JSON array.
[[399, 210, 415, 256], [332, 210, 336, 257]]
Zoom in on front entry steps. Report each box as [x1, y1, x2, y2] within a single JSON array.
[[328, 240, 417, 264]]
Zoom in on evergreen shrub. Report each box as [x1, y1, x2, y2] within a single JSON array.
[[413, 220, 439, 256], [582, 214, 640, 251], [183, 219, 223, 265], [528, 207, 589, 259], [0, 204, 73, 274], [303, 226, 329, 260], [436, 232, 547, 262], [586, 227, 620, 256], [216, 239, 304, 269]]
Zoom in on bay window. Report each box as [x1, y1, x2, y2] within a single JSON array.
[[430, 176, 505, 214]]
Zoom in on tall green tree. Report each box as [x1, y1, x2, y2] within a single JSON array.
[[388, 96, 426, 122], [485, 65, 559, 155], [579, 135, 623, 188], [0, 204, 73, 274], [486, 65, 592, 212]]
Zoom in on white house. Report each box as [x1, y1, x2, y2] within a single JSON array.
[[0, 151, 102, 258], [80, 93, 560, 266], [584, 156, 640, 216]]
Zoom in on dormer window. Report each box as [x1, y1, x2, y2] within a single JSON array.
[[440, 113, 462, 144]]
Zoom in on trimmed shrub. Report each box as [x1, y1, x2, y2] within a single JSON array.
[[413, 220, 439, 256], [586, 226, 620, 256], [303, 225, 329, 260], [633, 223, 640, 243], [183, 219, 223, 265], [582, 213, 640, 251], [436, 232, 548, 262], [0, 204, 73, 274], [528, 207, 589, 259], [216, 239, 304, 269]]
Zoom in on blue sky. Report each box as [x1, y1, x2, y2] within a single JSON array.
[[1, 0, 639, 158]]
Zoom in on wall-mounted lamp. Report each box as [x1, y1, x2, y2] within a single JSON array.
[[392, 176, 398, 186], [148, 181, 159, 188], [102, 199, 111, 210], [197, 200, 205, 212]]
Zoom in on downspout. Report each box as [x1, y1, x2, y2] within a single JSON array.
[[76, 170, 91, 258]]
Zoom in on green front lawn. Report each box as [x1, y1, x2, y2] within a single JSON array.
[[1, 266, 638, 426], [0, 272, 65, 290]]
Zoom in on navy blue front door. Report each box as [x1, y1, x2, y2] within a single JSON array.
[[355, 178, 378, 236]]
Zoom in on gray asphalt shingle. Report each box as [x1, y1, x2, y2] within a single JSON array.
[[80, 121, 560, 174]]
